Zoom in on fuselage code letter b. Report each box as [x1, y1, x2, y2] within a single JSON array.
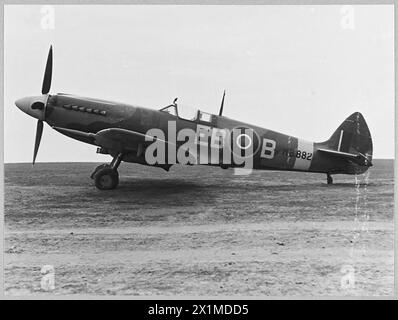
[[260, 138, 276, 159]]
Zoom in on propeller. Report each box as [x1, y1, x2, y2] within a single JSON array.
[[33, 120, 44, 165], [42, 46, 53, 94], [219, 90, 226, 116], [32, 46, 53, 164]]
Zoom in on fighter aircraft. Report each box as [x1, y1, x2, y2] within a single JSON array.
[[15, 46, 373, 190]]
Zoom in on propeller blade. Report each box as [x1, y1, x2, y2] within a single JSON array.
[[41, 46, 53, 94], [33, 120, 44, 165], [219, 90, 226, 116]]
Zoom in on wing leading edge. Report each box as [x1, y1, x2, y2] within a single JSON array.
[[53, 126, 167, 153]]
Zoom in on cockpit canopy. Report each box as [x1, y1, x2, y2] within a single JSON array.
[[159, 100, 213, 123]]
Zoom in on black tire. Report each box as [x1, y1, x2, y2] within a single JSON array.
[[94, 168, 119, 190], [91, 164, 111, 179]]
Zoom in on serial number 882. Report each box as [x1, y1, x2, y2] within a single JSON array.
[[291, 150, 312, 160]]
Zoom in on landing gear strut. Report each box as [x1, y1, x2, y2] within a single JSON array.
[[327, 173, 333, 185], [91, 153, 123, 190]]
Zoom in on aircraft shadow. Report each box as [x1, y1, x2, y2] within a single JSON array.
[[320, 182, 374, 188], [118, 178, 205, 193], [77, 178, 377, 208], [85, 178, 217, 206], [95, 179, 374, 194]]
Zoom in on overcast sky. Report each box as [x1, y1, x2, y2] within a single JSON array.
[[4, 5, 394, 162]]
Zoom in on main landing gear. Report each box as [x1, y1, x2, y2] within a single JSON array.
[[327, 173, 333, 185], [91, 153, 123, 190]]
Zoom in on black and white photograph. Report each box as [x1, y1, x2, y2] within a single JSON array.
[[2, 4, 395, 299]]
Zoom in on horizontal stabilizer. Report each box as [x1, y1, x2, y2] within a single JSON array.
[[318, 148, 372, 167]]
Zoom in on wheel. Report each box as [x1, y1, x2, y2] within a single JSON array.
[[91, 164, 111, 179], [94, 168, 119, 190]]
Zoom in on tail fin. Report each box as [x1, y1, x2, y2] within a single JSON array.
[[324, 112, 373, 161]]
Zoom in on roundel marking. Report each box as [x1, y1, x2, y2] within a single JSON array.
[[236, 133, 252, 150]]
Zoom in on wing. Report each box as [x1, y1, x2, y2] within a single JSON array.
[[94, 128, 168, 153], [53, 126, 168, 154], [53, 126, 198, 164]]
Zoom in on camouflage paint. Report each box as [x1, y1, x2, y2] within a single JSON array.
[[44, 93, 372, 175]]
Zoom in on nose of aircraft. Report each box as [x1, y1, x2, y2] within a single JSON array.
[[15, 95, 47, 120], [15, 97, 32, 114]]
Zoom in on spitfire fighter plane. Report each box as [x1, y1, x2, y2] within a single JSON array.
[[15, 47, 373, 190]]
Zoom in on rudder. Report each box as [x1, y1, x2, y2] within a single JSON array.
[[325, 112, 373, 161]]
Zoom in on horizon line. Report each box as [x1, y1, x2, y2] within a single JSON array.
[[3, 158, 395, 165]]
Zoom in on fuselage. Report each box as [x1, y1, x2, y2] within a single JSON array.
[[41, 93, 365, 175]]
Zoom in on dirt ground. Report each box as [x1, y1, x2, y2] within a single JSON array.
[[4, 160, 394, 296]]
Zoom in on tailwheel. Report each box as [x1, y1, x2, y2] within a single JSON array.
[[94, 167, 119, 190], [327, 173, 333, 185]]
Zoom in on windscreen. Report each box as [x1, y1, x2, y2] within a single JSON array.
[[177, 103, 198, 121]]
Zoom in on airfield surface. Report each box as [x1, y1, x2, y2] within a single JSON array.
[[4, 160, 394, 296]]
